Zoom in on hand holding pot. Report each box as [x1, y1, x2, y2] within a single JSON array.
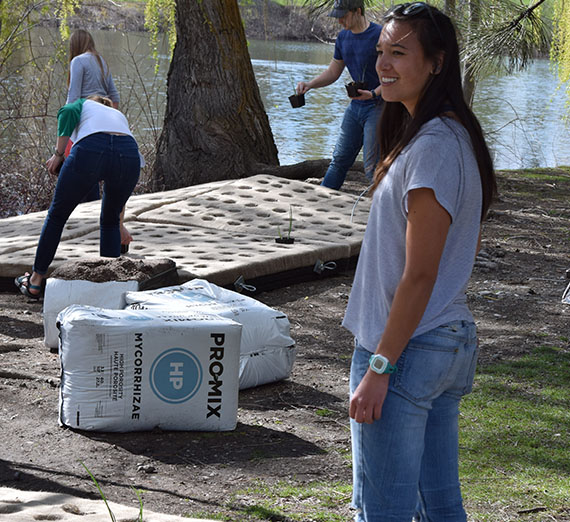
[[296, 81, 311, 95]]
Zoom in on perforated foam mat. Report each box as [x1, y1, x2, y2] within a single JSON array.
[[0, 486, 217, 521], [0, 175, 371, 287]]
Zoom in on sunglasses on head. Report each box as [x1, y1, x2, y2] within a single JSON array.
[[391, 2, 431, 16], [389, 2, 444, 39]]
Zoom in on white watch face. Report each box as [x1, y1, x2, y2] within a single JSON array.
[[370, 355, 388, 373]]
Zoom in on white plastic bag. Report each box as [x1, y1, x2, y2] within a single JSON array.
[[125, 279, 296, 389], [43, 278, 139, 348], [58, 304, 242, 432]]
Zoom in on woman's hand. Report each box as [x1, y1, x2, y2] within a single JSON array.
[[349, 371, 389, 424], [46, 154, 64, 176]]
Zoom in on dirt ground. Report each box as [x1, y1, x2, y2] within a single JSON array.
[[0, 169, 569, 521]]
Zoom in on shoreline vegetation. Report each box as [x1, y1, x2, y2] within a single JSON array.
[[39, 0, 341, 42], [40, 0, 553, 56]]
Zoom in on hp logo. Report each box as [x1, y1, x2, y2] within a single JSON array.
[[150, 348, 202, 403]]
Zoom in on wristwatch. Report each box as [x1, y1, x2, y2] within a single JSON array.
[[369, 354, 397, 374], [370, 89, 377, 99]]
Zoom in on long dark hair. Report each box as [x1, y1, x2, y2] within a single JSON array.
[[372, 3, 497, 221]]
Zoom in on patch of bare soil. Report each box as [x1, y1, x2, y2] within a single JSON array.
[[0, 169, 569, 521]]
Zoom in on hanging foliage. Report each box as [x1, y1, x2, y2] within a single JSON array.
[[55, 0, 80, 40], [460, 0, 550, 78], [144, 0, 176, 65], [0, 0, 45, 66], [551, 0, 570, 106]]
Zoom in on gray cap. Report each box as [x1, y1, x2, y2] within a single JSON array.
[[329, 0, 364, 18]]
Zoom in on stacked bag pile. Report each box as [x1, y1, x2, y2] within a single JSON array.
[[49, 278, 295, 433]]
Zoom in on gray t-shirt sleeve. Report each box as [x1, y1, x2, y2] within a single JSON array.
[[66, 56, 84, 104], [402, 127, 464, 222], [105, 71, 119, 104]]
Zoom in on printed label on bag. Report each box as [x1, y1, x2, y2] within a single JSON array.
[[149, 348, 203, 404]]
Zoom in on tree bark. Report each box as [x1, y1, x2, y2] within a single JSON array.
[[462, 0, 479, 106], [253, 159, 364, 180], [443, 0, 455, 15], [151, 0, 279, 191]]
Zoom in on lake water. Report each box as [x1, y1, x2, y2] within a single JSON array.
[[6, 29, 570, 170], [247, 39, 570, 170]]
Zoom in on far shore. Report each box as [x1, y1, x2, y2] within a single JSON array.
[[40, 1, 341, 42]]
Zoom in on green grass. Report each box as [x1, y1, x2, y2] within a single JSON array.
[[187, 344, 569, 521], [500, 166, 570, 182], [234, 480, 352, 521], [460, 345, 570, 521], [80, 461, 144, 522], [315, 408, 335, 417]]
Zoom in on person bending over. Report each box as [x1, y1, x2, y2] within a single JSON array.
[[15, 96, 142, 299]]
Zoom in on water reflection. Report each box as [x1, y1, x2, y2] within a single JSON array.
[[249, 39, 570, 169], [473, 61, 570, 169]]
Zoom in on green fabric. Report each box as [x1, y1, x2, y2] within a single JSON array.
[[57, 98, 85, 137]]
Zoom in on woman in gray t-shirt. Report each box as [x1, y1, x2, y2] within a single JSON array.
[[67, 29, 119, 107], [345, 4, 497, 521], [63, 30, 132, 248]]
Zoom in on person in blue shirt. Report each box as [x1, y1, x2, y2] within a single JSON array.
[[296, 0, 383, 190]]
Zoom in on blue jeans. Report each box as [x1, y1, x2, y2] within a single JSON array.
[[33, 133, 140, 275], [321, 100, 383, 190], [350, 321, 478, 522]]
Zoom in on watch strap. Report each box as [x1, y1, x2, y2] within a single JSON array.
[[369, 354, 397, 374]]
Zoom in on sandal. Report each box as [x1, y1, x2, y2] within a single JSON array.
[[15, 273, 44, 300]]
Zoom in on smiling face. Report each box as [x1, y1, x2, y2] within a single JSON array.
[[376, 20, 441, 116]]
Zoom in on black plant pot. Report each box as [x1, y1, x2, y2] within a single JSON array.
[[275, 237, 295, 244], [288, 93, 305, 108], [345, 81, 366, 98]]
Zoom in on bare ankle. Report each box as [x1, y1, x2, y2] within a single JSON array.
[[30, 273, 43, 288]]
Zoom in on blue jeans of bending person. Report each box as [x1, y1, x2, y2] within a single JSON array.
[[321, 100, 383, 190], [33, 133, 140, 275], [350, 321, 478, 522]]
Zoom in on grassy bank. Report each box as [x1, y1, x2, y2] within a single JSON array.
[[460, 344, 570, 521], [189, 339, 570, 521]]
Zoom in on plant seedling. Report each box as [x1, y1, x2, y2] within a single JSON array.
[[80, 461, 144, 522], [346, 63, 367, 97], [276, 205, 295, 244], [288, 75, 305, 108]]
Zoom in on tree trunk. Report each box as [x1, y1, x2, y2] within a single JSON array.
[[151, 0, 279, 191], [462, 0, 480, 106]]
